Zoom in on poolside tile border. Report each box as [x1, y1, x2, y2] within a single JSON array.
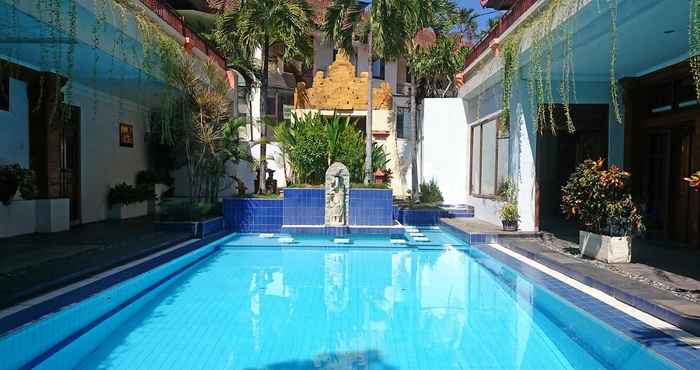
[[0, 230, 229, 337], [442, 222, 700, 369]]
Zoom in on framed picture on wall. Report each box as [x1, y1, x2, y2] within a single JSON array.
[[119, 123, 134, 148]]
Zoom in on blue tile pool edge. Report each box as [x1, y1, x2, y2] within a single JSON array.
[[0, 230, 231, 338], [442, 236, 700, 369]]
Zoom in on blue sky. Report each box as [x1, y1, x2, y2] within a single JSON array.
[[455, 0, 502, 30]]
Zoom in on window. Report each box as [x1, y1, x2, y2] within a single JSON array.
[[470, 116, 509, 196], [0, 75, 9, 112], [372, 58, 385, 79], [396, 107, 410, 139], [405, 66, 412, 83], [649, 77, 698, 114]]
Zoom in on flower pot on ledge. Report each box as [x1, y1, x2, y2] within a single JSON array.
[[501, 220, 518, 231], [108, 202, 148, 220], [579, 230, 631, 264]]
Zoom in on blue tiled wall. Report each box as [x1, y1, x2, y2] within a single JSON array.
[[399, 209, 445, 226], [223, 198, 283, 233], [348, 189, 393, 226], [283, 188, 325, 225]]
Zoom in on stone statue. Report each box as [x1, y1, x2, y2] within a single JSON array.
[[325, 163, 350, 226]]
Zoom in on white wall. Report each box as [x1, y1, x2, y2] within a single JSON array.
[[421, 98, 468, 204], [72, 83, 149, 223], [0, 78, 29, 167]]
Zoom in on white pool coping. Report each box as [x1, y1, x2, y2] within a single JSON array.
[[486, 243, 700, 350]]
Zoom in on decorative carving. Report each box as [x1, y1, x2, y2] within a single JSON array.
[[294, 50, 393, 111], [325, 162, 350, 226]]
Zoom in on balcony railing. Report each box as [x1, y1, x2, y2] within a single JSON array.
[[139, 0, 226, 69], [464, 0, 538, 69]]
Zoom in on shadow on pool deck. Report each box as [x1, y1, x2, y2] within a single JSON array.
[[0, 217, 191, 309]]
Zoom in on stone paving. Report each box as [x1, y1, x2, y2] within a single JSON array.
[[0, 217, 191, 309]]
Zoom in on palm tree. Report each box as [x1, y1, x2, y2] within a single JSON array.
[[324, 0, 404, 185], [220, 0, 313, 193]]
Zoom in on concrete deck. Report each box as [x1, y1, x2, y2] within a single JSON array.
[[441, 217, 542, 238], [0, 217, 191, 309]]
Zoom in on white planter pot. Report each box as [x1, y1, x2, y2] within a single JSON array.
[[0, 200, 36, 237], [579, 230, 631, 263], [35, 198, 70, 233], [108, 202, 148, 220]]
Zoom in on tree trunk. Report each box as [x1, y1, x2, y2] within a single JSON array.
[[364, 29, 374, 185], [410, 66, 419, 203], [259, 35, 270, 194]]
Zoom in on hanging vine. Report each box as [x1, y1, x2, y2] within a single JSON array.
[[690, 0, 700, 101], [493, 0, 630, 135], [608, 0, 623, 124]]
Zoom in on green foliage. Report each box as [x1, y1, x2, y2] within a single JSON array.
[[419, 179, 443, 204], [690, 0, 700, 100], [0, 164, 37, 202], [276, 113, 390, 184], [158, 200, 222, 221], [108, 183, 156, 207], [561, 159, 644, 237], [413, 35, 469, 98], [497, 177, 517, 202], [499, 202, 519, 223], [136, 170, 173, 187]]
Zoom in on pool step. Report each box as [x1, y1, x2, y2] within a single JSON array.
[[333, 238, 351, 244], [278, 237, 295, 244]]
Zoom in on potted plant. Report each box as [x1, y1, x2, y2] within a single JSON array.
[[561, 159, 645, 263], [499, 201, 519, 231], [107, 182, 155, 219]]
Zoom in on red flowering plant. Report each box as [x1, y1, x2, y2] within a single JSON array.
[[683, 170, 700, 191], [561, 159, 645, 237]]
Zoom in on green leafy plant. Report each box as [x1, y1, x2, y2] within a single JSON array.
[[0, 164, 37, 204], [418, 179, 443, 204], [108, 183, 156, 207], [499, 202, 519, 223], [561, 159, 644, 237], [275, 113, 382, 185], [497, 177, 517, 202], [158, 200, 222, 221]]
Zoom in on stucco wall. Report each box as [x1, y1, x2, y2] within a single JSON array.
[[72, 83, 150, 223], [421, 98, 468, 204]]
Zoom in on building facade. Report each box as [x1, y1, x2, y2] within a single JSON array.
[[0, 0, 229, 229], [423, 0, 699, 247]]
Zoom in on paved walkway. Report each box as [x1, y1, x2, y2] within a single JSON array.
[[0, 217, 191, 309], [443, 217, 700, 336]]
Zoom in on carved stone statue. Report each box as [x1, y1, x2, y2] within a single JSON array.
[[325, 163, 350, 226]]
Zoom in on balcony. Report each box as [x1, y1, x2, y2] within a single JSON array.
[[139, 0, 225, 69], [464, 0, 538, 69]]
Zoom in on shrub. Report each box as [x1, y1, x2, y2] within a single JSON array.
[[158, 200, 222, 221], [419, 179, 443, 204], [499, 202, 519, 222], [497, 177, 517, 202], [561, 159, 644, 237], [0, 164, 37, 204], [108, 183, 156, 207], [136, 170, 173, 186], [277, 113, 387, 184]]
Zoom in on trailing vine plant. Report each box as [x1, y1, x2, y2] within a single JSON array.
[[690, 0, 700, 101], [608, 0, 623, 124]]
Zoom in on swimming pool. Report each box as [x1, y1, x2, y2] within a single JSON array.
[[0, 230, 694, 369]]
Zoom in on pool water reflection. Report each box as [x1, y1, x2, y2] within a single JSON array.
[[74, 246, 678, 370]]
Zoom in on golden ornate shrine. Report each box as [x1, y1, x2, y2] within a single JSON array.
[[294, 51, 393, 110]]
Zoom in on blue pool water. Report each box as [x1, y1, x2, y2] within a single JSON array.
[[0, 231, 685, 369]]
